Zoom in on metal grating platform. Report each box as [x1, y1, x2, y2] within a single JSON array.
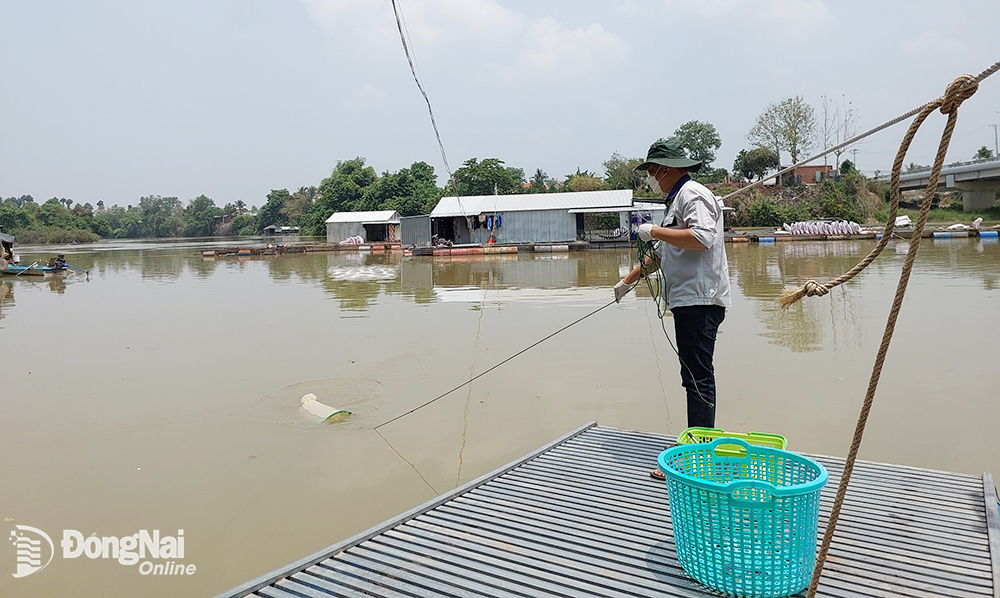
[[217, 423, 1000, 598]]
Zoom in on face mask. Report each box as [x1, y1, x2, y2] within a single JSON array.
[[646, 173, 662, 194]]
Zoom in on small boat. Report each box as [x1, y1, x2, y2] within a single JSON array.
[[2, 262, 69, 276], [1, 229, 88, 277]]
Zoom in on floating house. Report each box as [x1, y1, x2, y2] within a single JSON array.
[[325, 210, 400, 244], [402, 190, 636, 246], [262, 225, 300, 236]]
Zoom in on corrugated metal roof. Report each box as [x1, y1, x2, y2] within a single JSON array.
[[325, 210, 399, 224], [431, 190, 633, 217]]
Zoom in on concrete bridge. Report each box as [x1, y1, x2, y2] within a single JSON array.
[[898, 157, 1000, 211]]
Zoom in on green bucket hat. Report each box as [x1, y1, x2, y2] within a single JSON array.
[[634, 137, 703, 173]]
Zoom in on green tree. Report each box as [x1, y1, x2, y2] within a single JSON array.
[[527, 168, 549, 193], [182, 195, 222, 237], [568, 172, 605, 192], [602, 152, 643, 190], [89, 215, 112, 237], [259, 189, 291, 231], [451, 158, 521, 196], [359, 162, 441, 216], [820, 179, 858, 221], [390, 162, 441, 215], [839, 159, 855, 175], [229, 213, 258, 235], [672, 121, 722, 169], [748, 96, 817, 163], [280, 186, 316, 224], [0, 201, 33, 231], [302, 158, 378, 235], [136, 195, 184, 237], [39, 199, 75, 229], [975, 146, 994, 160], [112, 206, 143, 238], [733, 148, 780, 181], [748, 196, 785, 227], [693, 167, 729, 184]]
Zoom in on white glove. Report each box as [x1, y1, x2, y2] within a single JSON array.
[[637, 223, 655, 242], [614, 279, 631, 303]]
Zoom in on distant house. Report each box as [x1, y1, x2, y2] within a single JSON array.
[[263, 225, 300, 236], [778, 164, 835, 185], [325, 210, 400, 244], [407, 190, 634, 245]]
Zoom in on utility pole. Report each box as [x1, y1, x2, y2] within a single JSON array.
[[849, 148, 860, 169], [990, 123, 999, 157]]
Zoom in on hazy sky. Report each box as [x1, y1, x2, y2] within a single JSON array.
[[3, 0, 999, 207]]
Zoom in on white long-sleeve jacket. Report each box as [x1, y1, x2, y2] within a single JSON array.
[[656, 178, 732, 309]]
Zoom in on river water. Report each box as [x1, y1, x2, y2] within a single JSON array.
[[1, 237, 998, 597]]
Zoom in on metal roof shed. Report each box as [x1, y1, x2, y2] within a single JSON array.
[[428, 190, 633, 245], [326, 210, 400, 244]]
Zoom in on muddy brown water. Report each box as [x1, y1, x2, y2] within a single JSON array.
[[1, 237, 998, 597]]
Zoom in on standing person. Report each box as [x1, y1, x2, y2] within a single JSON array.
[[613, 138, 731, 480]]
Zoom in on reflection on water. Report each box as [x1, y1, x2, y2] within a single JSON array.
[[0, 282, 12, 322], [725, 238, 1000, 352], [12, 237, 999, 338], [728, 241, 873, 353], [0, 273, 74, 310], [2, 237, 998, 598]]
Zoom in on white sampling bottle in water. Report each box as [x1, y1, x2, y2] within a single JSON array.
[[300, 393, 351, 422]]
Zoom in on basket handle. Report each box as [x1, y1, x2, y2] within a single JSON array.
[[707, 436, 754, 459], [727, 479, 776, 507]]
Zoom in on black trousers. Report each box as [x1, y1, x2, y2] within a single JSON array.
[[671, 305, 726, 429]]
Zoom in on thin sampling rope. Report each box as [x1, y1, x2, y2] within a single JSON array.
[[634, 237, 713, 409], [804, 69, 991, 598], [456, 276, 491, 487], [644, 298, 673, 432], [374, 296, 623, 430]]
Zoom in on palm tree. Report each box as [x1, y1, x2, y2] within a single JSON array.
[[529, 169, 548, 193]]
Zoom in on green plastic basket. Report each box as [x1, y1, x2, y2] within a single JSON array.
[[677, 427, 787, 457], [658, 437, 828, 598]]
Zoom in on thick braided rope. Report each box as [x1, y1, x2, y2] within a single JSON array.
[[805, 74, 977, 598], [779, 73, 980, 308]]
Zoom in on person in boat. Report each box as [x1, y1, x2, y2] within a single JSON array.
[[612, 138, 732, 480], [1, 231, 14, 264]]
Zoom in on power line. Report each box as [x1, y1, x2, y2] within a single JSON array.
[[389, 0, 451, 180], [389, 0, 470, 229]]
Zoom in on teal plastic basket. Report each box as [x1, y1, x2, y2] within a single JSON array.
[[658, 437, 828, 598]]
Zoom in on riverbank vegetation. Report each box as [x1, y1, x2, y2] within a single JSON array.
[[4, 100, 998, 242]]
